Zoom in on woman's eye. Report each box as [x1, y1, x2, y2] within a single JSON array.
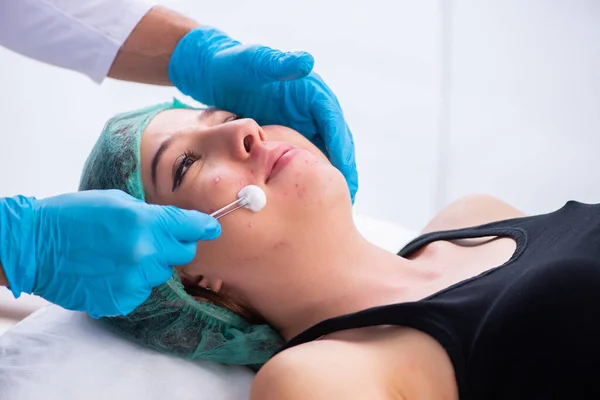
[[173, 153, 199, 191], [182, 157, 194, 174]]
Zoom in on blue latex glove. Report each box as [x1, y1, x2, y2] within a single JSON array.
[[169, 26, 358, 202], [0, 190, 220, 318]]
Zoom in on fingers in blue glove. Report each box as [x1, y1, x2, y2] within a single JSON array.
[[311, 93, 359, 202], [157, 205, 221, 242], [153, 205, 221, 266], [159, 241, 201, 270], [140, 257, 176, 288], [253, 46, 314, 82]]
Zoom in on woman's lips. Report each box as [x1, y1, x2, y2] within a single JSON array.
[[267, 148, 302, 182]]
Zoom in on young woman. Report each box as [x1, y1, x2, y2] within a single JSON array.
[[80, 100, 600, 399]]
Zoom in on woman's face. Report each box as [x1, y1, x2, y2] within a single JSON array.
[[139, 108, 350, 296]]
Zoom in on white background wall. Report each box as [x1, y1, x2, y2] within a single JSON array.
[[0, 0, 599, 231], [445, 0, 600, 218]]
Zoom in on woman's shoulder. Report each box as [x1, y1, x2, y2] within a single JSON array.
[[251, 327, 458, 400], [250, 339, 396, 400], [420, 194, 526, 234]]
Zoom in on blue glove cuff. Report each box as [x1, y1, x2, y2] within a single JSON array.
[[0, 196, 37, 298], [168, 26, 239, 103]]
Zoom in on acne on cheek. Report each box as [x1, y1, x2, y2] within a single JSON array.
[[273, 239, 289, 250], [240, 254, 262, 263], [204, 177, 222, 214], [285, 157, 334, 199], [290, 181, 305, 198], [297, 186, 307, 198], [293, 179, 333, 199]]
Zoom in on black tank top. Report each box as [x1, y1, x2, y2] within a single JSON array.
[[273, 201, 600, 399]]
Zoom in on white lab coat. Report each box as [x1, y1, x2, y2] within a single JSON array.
[[0, 0, 155, 83]]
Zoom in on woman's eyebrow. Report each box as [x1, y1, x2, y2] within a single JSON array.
[[200, 107, 219, 120], [151, 135, 176, 188]]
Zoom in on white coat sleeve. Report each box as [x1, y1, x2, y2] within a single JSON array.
[[0, 0, 156, 83]]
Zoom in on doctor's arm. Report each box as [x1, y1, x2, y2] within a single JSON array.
[[0, 0, 195, 85], [107, 6, 197, 85]]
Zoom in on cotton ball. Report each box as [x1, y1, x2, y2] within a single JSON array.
[[238, 185, 267, 212]]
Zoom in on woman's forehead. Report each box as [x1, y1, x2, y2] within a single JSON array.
[[144, 109, 204, 137]]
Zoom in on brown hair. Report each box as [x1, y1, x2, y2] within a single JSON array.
[[182, 284, 266, 325]]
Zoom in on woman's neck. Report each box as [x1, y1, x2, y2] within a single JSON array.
[[247, 225, 434, 341]]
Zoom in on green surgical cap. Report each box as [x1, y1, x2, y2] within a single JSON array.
[[79, 99, 284, 367]]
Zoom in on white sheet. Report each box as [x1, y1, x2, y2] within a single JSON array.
[[0, 214, 418, 400], [0, 306, 255, 400]]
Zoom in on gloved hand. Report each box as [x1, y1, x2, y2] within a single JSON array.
[[0, 190, 220, 318], [169, 26, 358, 202]]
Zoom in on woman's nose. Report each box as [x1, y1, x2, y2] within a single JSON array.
[[221, 118, 266, 159]]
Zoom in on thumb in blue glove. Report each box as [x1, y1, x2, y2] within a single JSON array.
[[169, 26, 358, 202], [0, 190, 221, 318]]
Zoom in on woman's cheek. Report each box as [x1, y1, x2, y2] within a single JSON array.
[[192, 216, 270, 273], [191, 168, 246, 215], [273, 155, 341, 207]]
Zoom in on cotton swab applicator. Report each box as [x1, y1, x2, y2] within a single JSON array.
[[210, 185, 267, 220]]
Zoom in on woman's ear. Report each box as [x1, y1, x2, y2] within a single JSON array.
[[179, 273, 223, 293], [199, 277, 223, 293], [175, 267, 201, 286]]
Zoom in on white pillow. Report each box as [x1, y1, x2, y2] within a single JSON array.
[[0, 215, 417, 400], [0, 306, 255, 400]]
